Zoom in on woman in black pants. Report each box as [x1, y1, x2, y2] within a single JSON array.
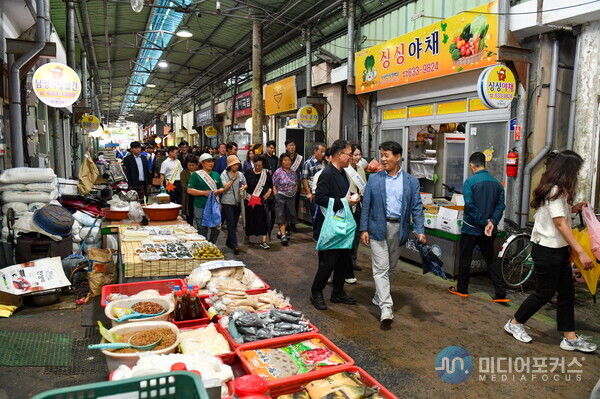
[[504, 150, 596, 353]]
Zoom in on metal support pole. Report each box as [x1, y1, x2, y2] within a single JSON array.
[[9, 0, 46, 167], [347, 0, 355, 87], [66, 1, 76, 69], [520, 38, 559, 227], [566, 29, 581, 150], [251, 20, 264, 145], [52, 108, 66, 177], [305, 29, 312, 96]]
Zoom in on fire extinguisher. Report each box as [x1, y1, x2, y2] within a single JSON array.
[[506, 147, 518, 177]]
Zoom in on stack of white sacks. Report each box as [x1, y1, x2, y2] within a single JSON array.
[[71, 210, 102, 254], [0, 167, 101, 253], [0, 167, 59, 241]]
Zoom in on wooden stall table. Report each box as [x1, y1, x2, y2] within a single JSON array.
[[103, 217, 223, 282]]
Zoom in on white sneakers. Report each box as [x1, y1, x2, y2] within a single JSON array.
[[380, 307, 394, 323], [504, 319, 533, 343], [345, 278, 357, 284], [505, 319, 597, 352], [560, 336, 597, 353]]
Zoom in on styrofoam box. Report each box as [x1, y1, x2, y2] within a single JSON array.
[[436, 206, 464, 235], [101, 321, 180, 373], [424, 213, 438, 229], [105, 296, 174, 327], [420, 192, 434, 205]]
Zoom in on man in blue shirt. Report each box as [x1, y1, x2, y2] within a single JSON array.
[[448, 152, 508, 302], [360, 141, 425, 327], [215, 142, 238, 174]]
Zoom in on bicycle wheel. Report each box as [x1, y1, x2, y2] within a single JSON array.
[[501, 235, 535, 288]]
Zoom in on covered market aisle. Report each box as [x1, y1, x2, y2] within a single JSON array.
[[0, 221, 598, 399]]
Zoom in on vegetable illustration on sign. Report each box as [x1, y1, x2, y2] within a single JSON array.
[[362, 55, 377, 87], [448, 14, 490, 65]]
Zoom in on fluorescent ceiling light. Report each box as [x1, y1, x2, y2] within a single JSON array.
[[157, 60, 169, 68], [146, 83, 156, 88], [176, 26, 192, 38]]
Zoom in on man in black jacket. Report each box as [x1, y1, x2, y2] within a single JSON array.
[[310, 139, 359, 310], [122, 141, 150, 201]]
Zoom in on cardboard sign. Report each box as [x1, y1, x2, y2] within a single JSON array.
[[0, 257, 70, 295]]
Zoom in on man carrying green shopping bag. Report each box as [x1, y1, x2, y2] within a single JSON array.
[[310, 140, 360, 311]]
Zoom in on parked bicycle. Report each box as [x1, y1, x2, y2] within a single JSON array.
[[498, 219, 534, 288], [499, 214, 593, 289]]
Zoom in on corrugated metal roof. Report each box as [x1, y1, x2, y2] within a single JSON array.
[[48, 0, 489, 123]]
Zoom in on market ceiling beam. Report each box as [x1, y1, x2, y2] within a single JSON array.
[[78, 0, 103, 113], [160, 0, 342, 116], [136, 0, 245, 117], [104, 0, 114, 123]]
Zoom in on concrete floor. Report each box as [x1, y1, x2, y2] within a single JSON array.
[[0, 222, 598, 398]]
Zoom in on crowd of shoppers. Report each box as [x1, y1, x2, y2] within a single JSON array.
[[119, 137, 596, 352]]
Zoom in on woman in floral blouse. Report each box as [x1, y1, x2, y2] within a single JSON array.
[[272, 153, 298, 246]]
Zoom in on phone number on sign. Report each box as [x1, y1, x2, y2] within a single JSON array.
[[402, 62, 439, 78]]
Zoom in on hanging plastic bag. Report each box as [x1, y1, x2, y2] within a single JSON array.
[[202, 192, 222, 228], [315, 198, 356, 251], [128, 201, 145, 222], [581, 203, 600, 260]]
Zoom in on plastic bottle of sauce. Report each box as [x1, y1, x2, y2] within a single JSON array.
[[181, 286, 191, 320], [188, 290, 201, 320], [174, 291, 186, 321]]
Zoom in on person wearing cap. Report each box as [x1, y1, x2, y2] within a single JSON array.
[[122, 141, 151, 202], [187, 153, 225, 243], [221, 155, 248, 254]]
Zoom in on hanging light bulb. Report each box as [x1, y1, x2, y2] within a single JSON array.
[[157, 60, 168, 68], [216, 0, 221, 14], [176, 26, 193, 38], [102, 130, 111, 140], [155, 137, 162, 144]]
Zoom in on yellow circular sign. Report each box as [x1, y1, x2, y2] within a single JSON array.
[[81, 115, 100, 131], [477, 65, 516, 109], [32, 62, 81, 107], [296, 106, 319, 128], [205, 126, 218, 138]]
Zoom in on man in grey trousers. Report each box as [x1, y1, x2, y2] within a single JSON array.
[[360, 141, 426, 327]]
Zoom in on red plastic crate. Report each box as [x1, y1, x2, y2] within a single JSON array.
[[171, 300, 210, 328], [219, 320, 319, 349], [101, 279, 185, 307], [269, 366, 398, 399], [177, 321, 236, 364], [235, 333, 354, 389]]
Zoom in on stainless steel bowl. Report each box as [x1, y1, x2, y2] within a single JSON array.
[[22, 288, 62, 307]]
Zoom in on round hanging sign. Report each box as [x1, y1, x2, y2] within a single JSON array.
[[296, 106, 319, 128], [205, 126, 218, 138], [32, 62, 81, 108], [477, 65, 516, 109], [81, 115, 100, 131]]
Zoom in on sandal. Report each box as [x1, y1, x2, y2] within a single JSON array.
[[448, 286, 469, 298]]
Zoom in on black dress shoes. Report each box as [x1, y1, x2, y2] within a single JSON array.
[[310, 292, 327, 310], [330, 294, 357, 305]]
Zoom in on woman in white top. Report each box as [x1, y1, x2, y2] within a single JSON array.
[[504, 150, 596, 353]]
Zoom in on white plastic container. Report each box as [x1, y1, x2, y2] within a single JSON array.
[[101, 321, 180, 373], [105, 296, 174, 327]]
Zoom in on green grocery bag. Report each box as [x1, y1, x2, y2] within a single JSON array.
[[315, 198, 357, 251]]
